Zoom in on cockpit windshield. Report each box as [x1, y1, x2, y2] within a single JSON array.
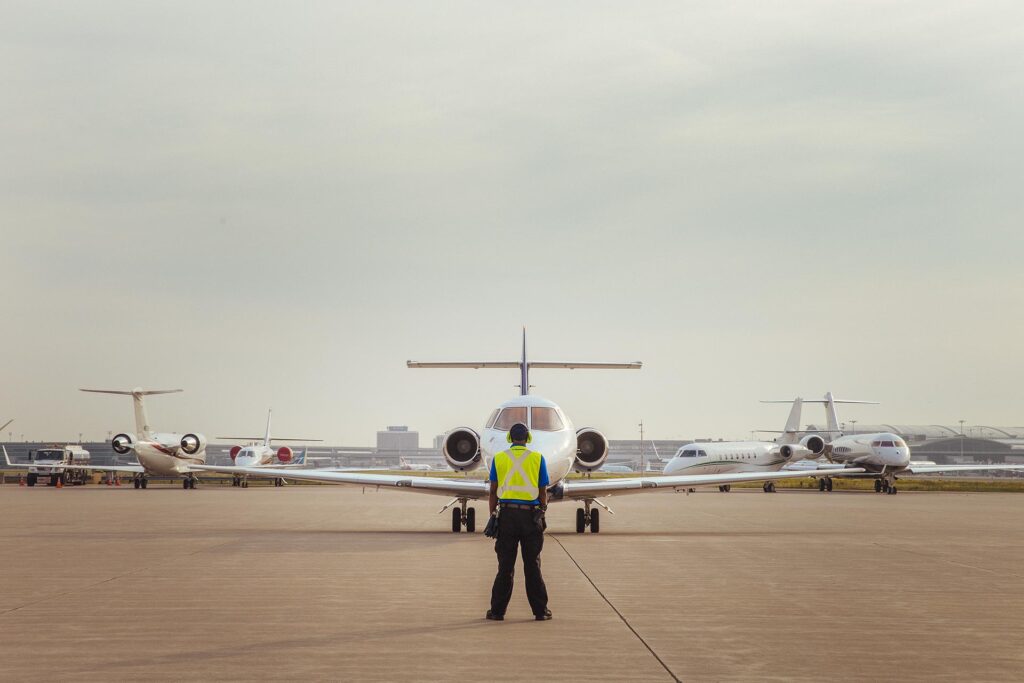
[[32, 450, 63, 461], [678, 449, 706, 458], [530, 407, 564, 431], [493, 407, 528, 431]]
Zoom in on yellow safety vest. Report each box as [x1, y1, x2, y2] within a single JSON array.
[[494, 446, 543, 502]]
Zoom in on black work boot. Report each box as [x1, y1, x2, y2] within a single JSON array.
[[535, 609, 552, 621], [486, 610, 504, 621]]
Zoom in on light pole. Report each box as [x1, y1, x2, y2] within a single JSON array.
[[959, 420, 965, 459], [638, 420, 645, 474], [850, 420, 857, 435]]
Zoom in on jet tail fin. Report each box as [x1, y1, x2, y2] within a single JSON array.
[[80, 388, 183, 439], [408, 328, 641, 396]]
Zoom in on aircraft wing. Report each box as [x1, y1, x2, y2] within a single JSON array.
[[903, 463, 1024, 475], [559, 468, 867, 500], [3, 449, 145, 474], [189, 465, 491, 499]]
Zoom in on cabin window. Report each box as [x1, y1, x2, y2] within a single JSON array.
[[530, 407, 564, 431], [494, 407, 528, 430]]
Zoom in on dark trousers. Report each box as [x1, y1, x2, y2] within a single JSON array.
[[490, 507, 548, 616]]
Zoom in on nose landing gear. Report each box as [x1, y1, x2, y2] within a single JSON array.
[[875, 474, 898, 494], [817, 477, 834, 492], [762, 481, 777, 493]]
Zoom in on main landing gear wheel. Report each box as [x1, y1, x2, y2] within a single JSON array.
[[141, 478, 148, 489], [826, 477, 833, 492], [576, 501, 601, 533], [183, 478, 190, 490], [763, 482, 776, 493], [134, 478, 140, 489], [718, 485, 731, 493], [874, 479, 883, 493], [27, 473, 37, 487]]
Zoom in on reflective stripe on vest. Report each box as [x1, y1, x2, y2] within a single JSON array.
[[495, 447, 541, 502]]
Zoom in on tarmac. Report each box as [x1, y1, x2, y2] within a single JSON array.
[[2, 483, 1023, 681]]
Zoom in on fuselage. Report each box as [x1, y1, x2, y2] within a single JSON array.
[[828, 432, 911, 471], [133, 432, 206, 476], [479, 394, 577, 484], [663, 441, 787, 476], [232, 445, 275, 468]]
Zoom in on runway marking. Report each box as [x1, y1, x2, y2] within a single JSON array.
[[550, 534, 680, 683]]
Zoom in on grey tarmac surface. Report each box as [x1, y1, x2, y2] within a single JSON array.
[[2, 484, 1023, 681]]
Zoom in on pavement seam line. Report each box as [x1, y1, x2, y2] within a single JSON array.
[[0, 537, 238, 618], [550, 534, 680, 683]]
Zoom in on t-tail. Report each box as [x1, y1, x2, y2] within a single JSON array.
[[263, 409, 273, 448], [79, 388, 183, 439], [406, 327, 642, 395]]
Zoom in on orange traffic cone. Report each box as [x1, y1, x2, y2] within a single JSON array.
[[19, 474, 25, 486], [56, 477, 64, 489], [106, 478, 112, 486], [114, 477, 121, 487]]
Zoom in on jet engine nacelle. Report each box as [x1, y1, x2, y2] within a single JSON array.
[[229, 446, 242, 461], [180, 433, 207, 455], [800, 435, 826, 455], [442, 427, 482, 472], [111, 433, 135, 455], [573, 428, 609, 473], [276, 446, 294, 464], [779, 444, 812, 460]]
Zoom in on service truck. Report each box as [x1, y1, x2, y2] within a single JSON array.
[[26, 446, 91, 486]]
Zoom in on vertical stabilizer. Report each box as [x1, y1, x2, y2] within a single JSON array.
[[779, 398, 803, 444], [520, 327, 529, 396], [264, 410, 273, 447], [824, 391, 841, 436]]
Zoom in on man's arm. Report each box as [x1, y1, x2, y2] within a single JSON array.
[[489, 481, 498, 515], [538, 486, 548, 509]]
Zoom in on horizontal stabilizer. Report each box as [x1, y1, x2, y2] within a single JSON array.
[[528, 361, 642, 370], [407, 361, 641, 370], [761, 399, 878, 405], [407, 361, 519, 369], [80, 388, 183, 396]]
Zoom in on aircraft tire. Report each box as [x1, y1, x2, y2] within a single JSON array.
[[451, 507, 461, 533], [590, 508, 600, 533], [27, 473, 37, 486], [874, 480, 882, 493], [826, 478, 833, 492], [890, 486, 898, 495], [576, 508, 585, 533], [134, 479, 140, 489], [141, 479, 148, 489], [819, 479, 826, 492], [466, 507, 476, 533]]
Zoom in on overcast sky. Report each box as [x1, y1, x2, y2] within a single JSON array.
[[3, 1, 1022, 445]]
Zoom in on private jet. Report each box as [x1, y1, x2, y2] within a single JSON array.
[[194, 330, 868, 533], [76, 388, 208, 489], [218, 409, 321, 487]]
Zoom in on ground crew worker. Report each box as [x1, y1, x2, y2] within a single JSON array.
[[486, 422, 551, 621]]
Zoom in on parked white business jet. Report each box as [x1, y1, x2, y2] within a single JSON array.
[[804, 392, 1024, 494], [218, 409, 321, 487], [194, 330, 866, 533], [663, 398, 829, 493], [77, 388, 208, 489]]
